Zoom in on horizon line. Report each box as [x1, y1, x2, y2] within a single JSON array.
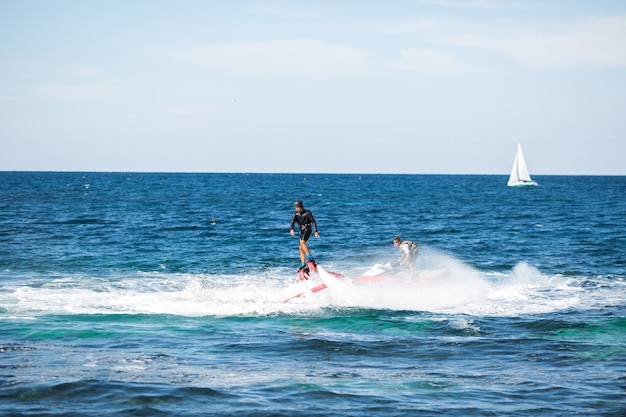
[[1, 170, 624, 177]]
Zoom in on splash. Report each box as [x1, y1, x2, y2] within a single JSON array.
[[317, 257, 490, 312], [298, 253, 625, 316], [1, 255, 624, 318]]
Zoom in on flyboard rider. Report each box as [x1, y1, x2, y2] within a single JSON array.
[[289, 200, 320, 270]]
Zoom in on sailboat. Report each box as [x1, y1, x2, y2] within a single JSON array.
[[507, 143, 537, 187]]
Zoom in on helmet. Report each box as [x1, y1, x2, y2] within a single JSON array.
[[294, 200, 304, 208]]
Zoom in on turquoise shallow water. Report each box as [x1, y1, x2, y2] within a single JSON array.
[[1, 172, 625, 416]]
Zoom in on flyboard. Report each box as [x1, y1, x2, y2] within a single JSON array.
[[283, 260, 344, 302]]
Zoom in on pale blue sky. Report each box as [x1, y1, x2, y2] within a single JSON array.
[[1, 0, 625, 174]]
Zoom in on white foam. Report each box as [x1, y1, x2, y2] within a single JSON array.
[[0, 256, 624, 318], [319, 255, 625, 316]]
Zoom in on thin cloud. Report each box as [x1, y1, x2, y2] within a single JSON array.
[[374, 17, 454, 37], [54, 65, 114, 80], [36, 83, 123, 101], [160, 40, 370, 78], [394, 48, 484, 74], [419, 0, 519, 9], [378, 14, 626, 71], [442, 16, 626, 69], [374, 17, 519, 38], [247, 2, 324, 18]]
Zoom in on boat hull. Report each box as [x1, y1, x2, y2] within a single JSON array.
[[507, 180, 538, 187]]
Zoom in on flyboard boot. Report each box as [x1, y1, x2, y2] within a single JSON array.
[[297, 263, 310, 281]]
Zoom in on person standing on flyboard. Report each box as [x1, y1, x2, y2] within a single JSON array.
[[290, 200, 319, 270]]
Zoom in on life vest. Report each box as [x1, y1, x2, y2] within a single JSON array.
[[402, 240, 419, 254]]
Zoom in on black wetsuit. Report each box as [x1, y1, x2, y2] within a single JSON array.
[[290, 209, 318, 241]]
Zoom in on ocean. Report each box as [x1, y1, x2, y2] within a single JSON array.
[[1, 172, 624, 416]]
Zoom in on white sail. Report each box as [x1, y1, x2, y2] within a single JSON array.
[[507, 144, 537, 186]]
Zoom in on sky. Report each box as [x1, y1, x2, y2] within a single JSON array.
[[1, 0, 625, 175]]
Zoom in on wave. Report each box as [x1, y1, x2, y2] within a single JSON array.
[[1, 253, 624, 318]]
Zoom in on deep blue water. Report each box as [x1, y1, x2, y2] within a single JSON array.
[[1, 172, 625, 416]]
